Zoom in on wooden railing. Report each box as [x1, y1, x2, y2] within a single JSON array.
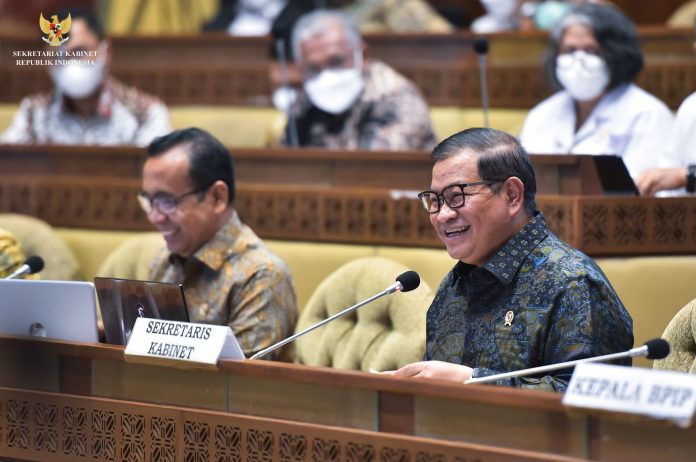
[[2, 28, 695, 108], [1, 144, 696, 255]]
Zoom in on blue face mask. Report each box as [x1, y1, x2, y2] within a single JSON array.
[[534, 1, 571, 30]]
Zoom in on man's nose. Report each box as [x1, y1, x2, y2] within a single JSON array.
[[435, 201, 458, 222], [147, 207, 168, 224]]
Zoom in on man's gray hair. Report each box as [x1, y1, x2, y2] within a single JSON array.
[[291, 10, 362, 63]]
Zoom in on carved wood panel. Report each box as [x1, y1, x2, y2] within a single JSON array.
[[0, 388, 575, 462], [2, 32, 695, 108], [2, 177, 696, 254]]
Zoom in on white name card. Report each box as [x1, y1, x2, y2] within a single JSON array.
[[125, 318, 244, 366], [563, 363, 696, 428]]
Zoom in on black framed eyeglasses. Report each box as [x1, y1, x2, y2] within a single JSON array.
[[138, 183, 214, 216], [417, 181, 498, 214]]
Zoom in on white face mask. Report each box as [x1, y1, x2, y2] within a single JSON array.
[[480, 0, 518, 19], [555, 50, 609, 101], [304, 52, 365, 115], [50, 43, 106, 99], [272, 86, 298, 113]]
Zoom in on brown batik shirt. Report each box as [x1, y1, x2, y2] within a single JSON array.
[[149, 211, 298, 360]]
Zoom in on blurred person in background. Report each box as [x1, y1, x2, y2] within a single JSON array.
[[636, 17, 696, 197], [283, 9, 437, 150], [1, 8, 170, 146], [519, 3, 673, 180]]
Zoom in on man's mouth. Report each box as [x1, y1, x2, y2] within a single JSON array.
[[444, 226, 470, 238], [160, 229, 178, 239]]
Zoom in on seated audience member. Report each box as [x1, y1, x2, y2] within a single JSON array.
[[0, 227, 30, 279], [204, 0, 311, 35], [471, 0, 522, 33], [386, 128, 633, 392], [519, 3, 674, 179], [636, 22, 696, 196], [267, 2, 315, 115], [283, 10, 437, 150], [345, 0, 454, 32], [141, 128, 298, 359], [636, 95, 696, 196], [1, 9, 170, 146]]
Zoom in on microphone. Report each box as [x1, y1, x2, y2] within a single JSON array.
[[250, 270, 420, 360], [4, 256, 44, 280], [465, 338, 670, 385], [473, 37, 490, 128], [274, 38, 300, 148]]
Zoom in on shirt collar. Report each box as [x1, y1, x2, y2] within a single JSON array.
[[169, 210, 249, 272], [481, 212, 549, 285]]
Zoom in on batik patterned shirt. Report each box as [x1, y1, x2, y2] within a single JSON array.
[[284, 60, 437, 151], [425, 213, 633, 392], [149, 211, 298, 360], [1, 77, 171, 146]]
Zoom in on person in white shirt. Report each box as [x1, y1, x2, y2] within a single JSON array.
[[519, 3, 674, 180], [635, 24, 696, 196], [635, 94, 696, 196]]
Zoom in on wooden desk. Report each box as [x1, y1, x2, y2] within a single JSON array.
[[0, 335, 693, 462], [2, 28, 694, 108]]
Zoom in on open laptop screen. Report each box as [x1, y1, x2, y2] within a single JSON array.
[[95, 277, 190, 345], [0, 279, 99, 343]]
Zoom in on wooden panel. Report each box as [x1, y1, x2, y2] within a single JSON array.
[[0, 386, 586, 462], [226, 375, 378, 431], [0, 336, 695, 461], [1, 29, 694, 108], [414, 395, 588, 458], [92, 360, 228, 411]]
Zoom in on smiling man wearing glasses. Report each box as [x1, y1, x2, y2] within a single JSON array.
[[387, 127, 633, 391], [141, 127, 297, 360]]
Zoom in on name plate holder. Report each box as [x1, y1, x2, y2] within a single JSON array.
[[124, 318, 244, 368], [563, 363, 696, 428]]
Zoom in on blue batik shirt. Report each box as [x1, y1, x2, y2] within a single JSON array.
[[425, 212, 634, 392]]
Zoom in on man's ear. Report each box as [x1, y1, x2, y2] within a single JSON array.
[[210, 181, 229, 213], [503, 177, 525, 214]]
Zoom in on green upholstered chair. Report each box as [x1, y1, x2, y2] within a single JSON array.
[[96, 232, 164, 280], [653, 299, 696, 374], [0, 213, 80, 280], [294, 257, 434, 372]]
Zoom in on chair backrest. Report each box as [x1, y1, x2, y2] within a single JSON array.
[[653, 299, 696, 374], [96, 233, 165, 281], [0, 213, 80, 280], [294, 256, 434, 372]]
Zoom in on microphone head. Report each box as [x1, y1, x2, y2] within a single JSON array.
[[644, 338, 670, 360], [25, 256, 44, 274], [473, 37, 489, 55], [396, 271, 420, 292]]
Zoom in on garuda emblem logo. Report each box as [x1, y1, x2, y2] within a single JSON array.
[[40, 12, 72, 46]]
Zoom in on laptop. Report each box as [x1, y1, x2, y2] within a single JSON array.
[[593, 155, 640, 196], [94, 277, 190, 345], [0, 279, 99, 343]]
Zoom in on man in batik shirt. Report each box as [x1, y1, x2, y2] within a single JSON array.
[[387, 128, 633, 392], [141, 128, 297, 360], [1, 9, 170, 146], [282, 10, 437, 151]]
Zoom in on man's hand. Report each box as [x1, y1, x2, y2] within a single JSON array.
[[636, 167, 687, 196], [382, 361, 473, 383]]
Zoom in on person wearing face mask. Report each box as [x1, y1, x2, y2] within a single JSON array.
[[519, 4, 674, 179], [284, 9, 437, 150], [1, 9, 171, 147]]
